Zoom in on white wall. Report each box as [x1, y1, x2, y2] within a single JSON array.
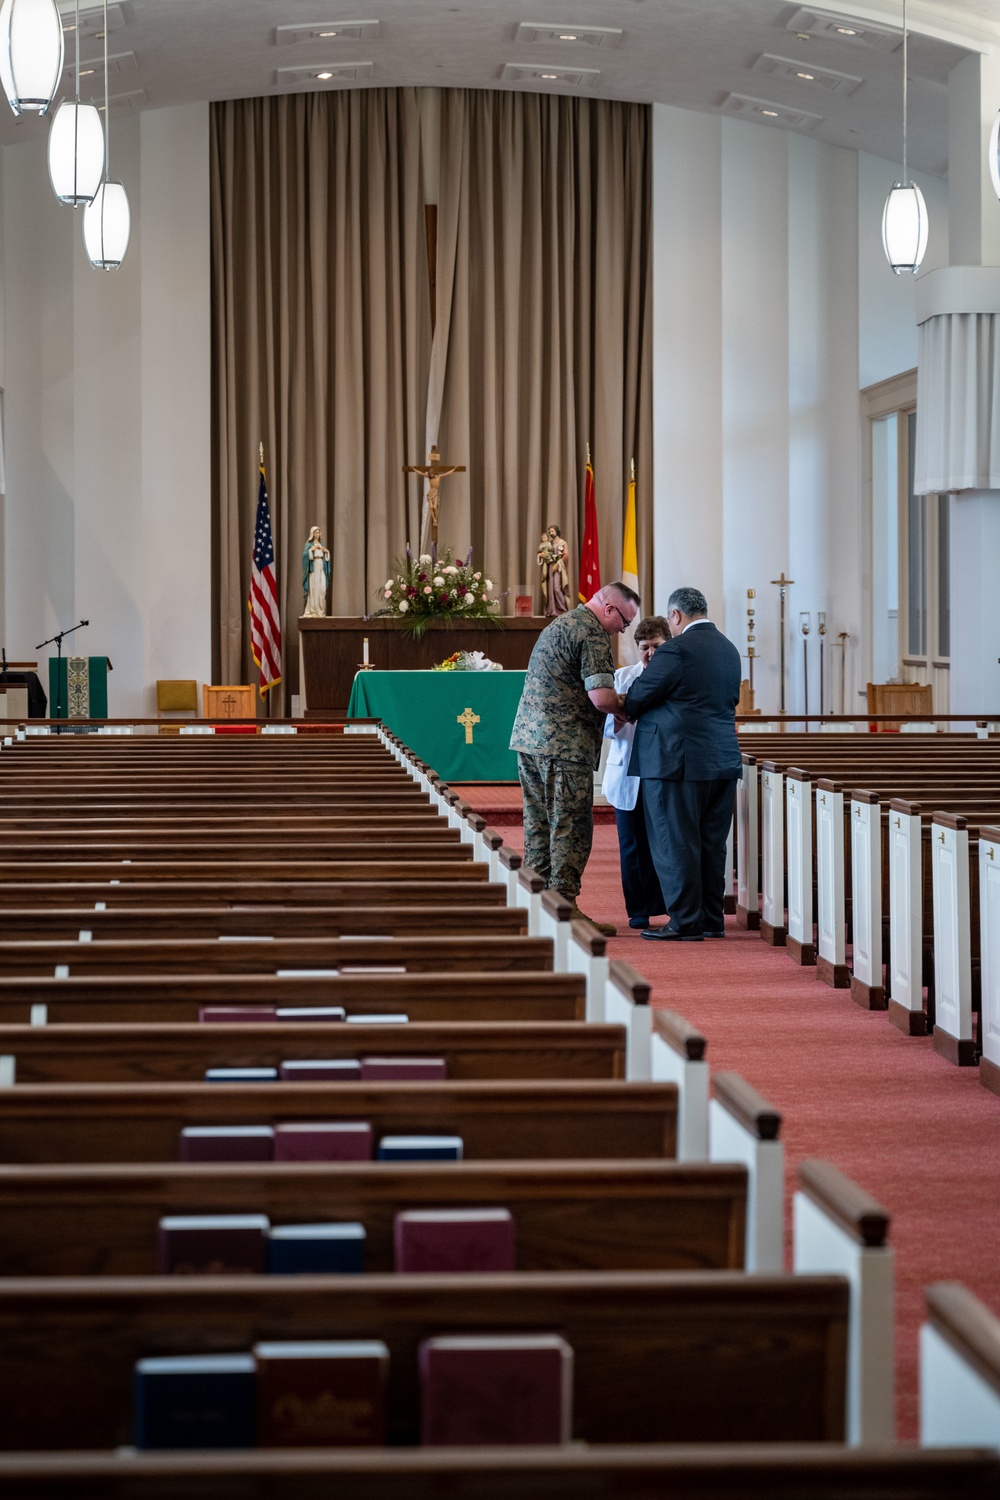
[[0, 103, 210, 717]]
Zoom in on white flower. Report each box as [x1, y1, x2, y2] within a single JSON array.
[[433, 575, 445, 586], [463, 592, 475, 606], [385, 579, 393, 590], [423, 585, 433, 594], [484, 579, 494, 591], [419, 553, 432, 565], [398, 599, 409, 612], [450, 588, 458, 597], [473, 571, 481, 580], [444, 565, 458, 575]]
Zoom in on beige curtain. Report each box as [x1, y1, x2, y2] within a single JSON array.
[[211, 89, 652, 695], [211, 90, 431, 696], [429, 90, 652, 611]]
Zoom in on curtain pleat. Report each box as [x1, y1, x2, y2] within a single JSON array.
[[211, 88, 652, 695]]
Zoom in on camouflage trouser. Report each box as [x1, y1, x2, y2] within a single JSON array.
[[517, 752, 594, 901]]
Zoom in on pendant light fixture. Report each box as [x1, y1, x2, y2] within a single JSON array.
[[0, 0, 63, 117], [82, 0, 129, 270], [48, 0, 103, 206], [989, 108, 1000, 202], [882, 0, 928, 274]]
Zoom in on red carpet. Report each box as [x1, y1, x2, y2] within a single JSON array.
[[459, 789, 1000, 1441]]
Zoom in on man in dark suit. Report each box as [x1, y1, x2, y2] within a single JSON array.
[[623, 586, 742, 942]]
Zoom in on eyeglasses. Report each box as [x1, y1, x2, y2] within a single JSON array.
[[609, 603, 632, 632]]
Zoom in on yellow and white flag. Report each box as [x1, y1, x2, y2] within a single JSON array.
[[618, 460, 640, 665]]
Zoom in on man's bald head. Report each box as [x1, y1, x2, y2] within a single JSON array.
[[587, 582, 640, 635]]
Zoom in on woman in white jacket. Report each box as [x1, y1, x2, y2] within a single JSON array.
[[601, 616, 671, 929]]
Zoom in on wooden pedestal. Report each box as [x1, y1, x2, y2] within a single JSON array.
[[203, 685, 256, 721]]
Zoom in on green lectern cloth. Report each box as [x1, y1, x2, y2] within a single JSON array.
[[347, 670, 525, 782], [48, 656, 111, 720]]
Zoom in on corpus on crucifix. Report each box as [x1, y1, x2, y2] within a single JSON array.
[[403, 445, 465, 546]]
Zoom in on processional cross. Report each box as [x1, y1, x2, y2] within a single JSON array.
[[403, 445, 466, 546]]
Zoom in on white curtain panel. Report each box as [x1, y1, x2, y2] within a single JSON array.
[[915, 312, 1000, 495]]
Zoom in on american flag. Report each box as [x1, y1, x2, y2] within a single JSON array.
[[248, 457, 282, 695]]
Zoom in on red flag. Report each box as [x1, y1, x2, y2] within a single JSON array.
[[578, 452, 602, 602]]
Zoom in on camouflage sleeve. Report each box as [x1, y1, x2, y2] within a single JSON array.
[[580, 628, 614, 692]]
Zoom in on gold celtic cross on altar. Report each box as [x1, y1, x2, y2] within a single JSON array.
[[457, 707, 480, 745], [403, 446, 466, 546]]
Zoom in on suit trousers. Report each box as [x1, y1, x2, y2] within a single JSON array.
[[641, 777, 737, 935], [614, 786, 667, 921]]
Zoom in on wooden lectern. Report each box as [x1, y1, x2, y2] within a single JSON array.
[[202, 685, 256, 721]]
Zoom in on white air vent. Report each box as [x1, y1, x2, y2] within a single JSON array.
[[58, 2, 126, 37], [80, 50, 137, 75], [515, 22, 621, 49], [501, 62, 600, 87], [276, 61, 374, 85], [752, 53, 862, 95], [275, 20, 380, 45], [721, 92, 823, 129], [785, 8, 901, 52]]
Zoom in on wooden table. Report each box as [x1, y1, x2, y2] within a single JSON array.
[[299, 616, 548, 718]]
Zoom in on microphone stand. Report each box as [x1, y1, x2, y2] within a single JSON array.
[[35, 620, 89, 731]]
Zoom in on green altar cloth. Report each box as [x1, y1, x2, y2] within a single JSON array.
[[347, 670, 525, 782], [48, 656, 111, 720]]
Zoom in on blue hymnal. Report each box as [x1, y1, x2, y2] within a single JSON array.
[[346, 1013, 410, 1025], [203, 1066, 278, 1084], [134, 1354, 256, 1449], [267, 1222, 366, 1275], [377, 1135, 464, 1162]]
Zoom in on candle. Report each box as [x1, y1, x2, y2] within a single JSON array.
[[363, 637, 369, 665]]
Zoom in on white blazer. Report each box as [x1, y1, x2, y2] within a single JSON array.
[[601, 662, 644, 811]]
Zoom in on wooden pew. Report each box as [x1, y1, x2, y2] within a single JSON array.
[[921, 1281, 1000, 1445], [0, 1444, 997, 1500], [0, 1271, 849, 1448], [0, 905, 529, 941], [0, 1019, 628, 1083], [0, 971, 588, 1026], [0, 857, 497, 884], [0, 1080, 679, 1163], [0, 1158, 747, 1276], [0, 877, 504, 910]]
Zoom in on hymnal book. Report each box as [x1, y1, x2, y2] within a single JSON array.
[[134, 1353, 256, 1449], [180, 1125, 275, 1163], [276, 968, 340, 978], [340, 966, 406, 976], [254, 1340, 389, 1447], [360, 1057, 447, 1082], [273, 1121, 373, 1161], [203, 1066, 278, 1084], [418, 1335, 573, 1446], [275, 1006, 346, 1022], [394, 1208, 515, 1273], [267, 1222, 366, 1275], [158, 1214, 270, 1276], [199, 1006, 278, 1024], [278, 1058, 362, 1082], [346, 1013, 409, 1025], [377, 1135, 463, 1162]]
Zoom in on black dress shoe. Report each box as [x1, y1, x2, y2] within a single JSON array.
[[702, 929, 726, 939], [641, 924, 703, 942]]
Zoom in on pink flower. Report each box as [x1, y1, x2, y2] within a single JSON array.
[[384, 590, 392, 598], [423, 586, 432, 594]]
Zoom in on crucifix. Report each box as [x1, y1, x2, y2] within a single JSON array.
[[770, 572, 795, 715], [456, 706, 480, 745], [403, 445, 466, 546]]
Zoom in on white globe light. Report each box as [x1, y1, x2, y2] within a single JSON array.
[[881, 182, 929, 275], [990, 110, 1000, 203], [83, 179, 130, 270], [0, 0, 64, 116], [48, 100, 104, 205]]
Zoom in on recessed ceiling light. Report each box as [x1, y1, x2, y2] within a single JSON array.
[[319, 30, 338, 37], [559, 34, 577, 40], [796, 71, 814, 80], [317, 71, 333, 80], [541, 73, 558, 79], [80, 68, 94, 75], [836, 26, 858, 36], [762, 109, 779, 116]]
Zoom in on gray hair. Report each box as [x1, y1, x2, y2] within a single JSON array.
[[667, 586, 708, 617]]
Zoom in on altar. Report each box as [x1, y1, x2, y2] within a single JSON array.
[[299, 616, 548, 718], [347, 670, 525, 781]]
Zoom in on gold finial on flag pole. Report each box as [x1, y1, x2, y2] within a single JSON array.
[[586, 441, 591, 465], [630, 457, 635, 480], [259, 441, 264, 467]]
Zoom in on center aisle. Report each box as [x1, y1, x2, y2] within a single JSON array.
[[463, 797, 1000, 1441]]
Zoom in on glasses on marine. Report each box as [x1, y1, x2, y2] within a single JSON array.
[[609, 603, 632, 631]]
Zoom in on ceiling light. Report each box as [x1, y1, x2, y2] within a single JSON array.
[[796, 71, 814, 79], [48, 0, 103, 206], [0, 0, 64, 116], [541, 72, 557, 79], [836, 26, 858, 35], [558, 34, 577, 40], [762, 109, 778, 116], [882, 0, 928, 275], [316, 70, 332, 79], [319, 30, 337, 36], [83, 0, 129, 270]]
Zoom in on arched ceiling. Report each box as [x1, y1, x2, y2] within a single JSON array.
[[2, 0, 997, 172]]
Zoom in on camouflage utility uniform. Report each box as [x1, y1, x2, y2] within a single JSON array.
[[509, 605, 615, 900]]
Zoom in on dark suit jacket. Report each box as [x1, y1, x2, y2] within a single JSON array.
[[624, 621, 742, 782]]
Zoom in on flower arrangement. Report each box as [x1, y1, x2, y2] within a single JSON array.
[[372, 546, 502, 638], [433, 650, 502, 672]]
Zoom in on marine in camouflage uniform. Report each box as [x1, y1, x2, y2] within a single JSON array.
[[509, 604, 616, 901]]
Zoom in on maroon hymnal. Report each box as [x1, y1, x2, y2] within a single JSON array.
[[254, 1340, 389, 1447], [179, 1126, 275, 1163], [394, 1209, 515, 1272], [360, 1057, 447, 1082], [273, 1122, 373, 1162], [198, 1006, 278, 1024], [419, 1335, 573, 1446], [278, 1059, 362, 1082], [157, 1214, 270, 1275]]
